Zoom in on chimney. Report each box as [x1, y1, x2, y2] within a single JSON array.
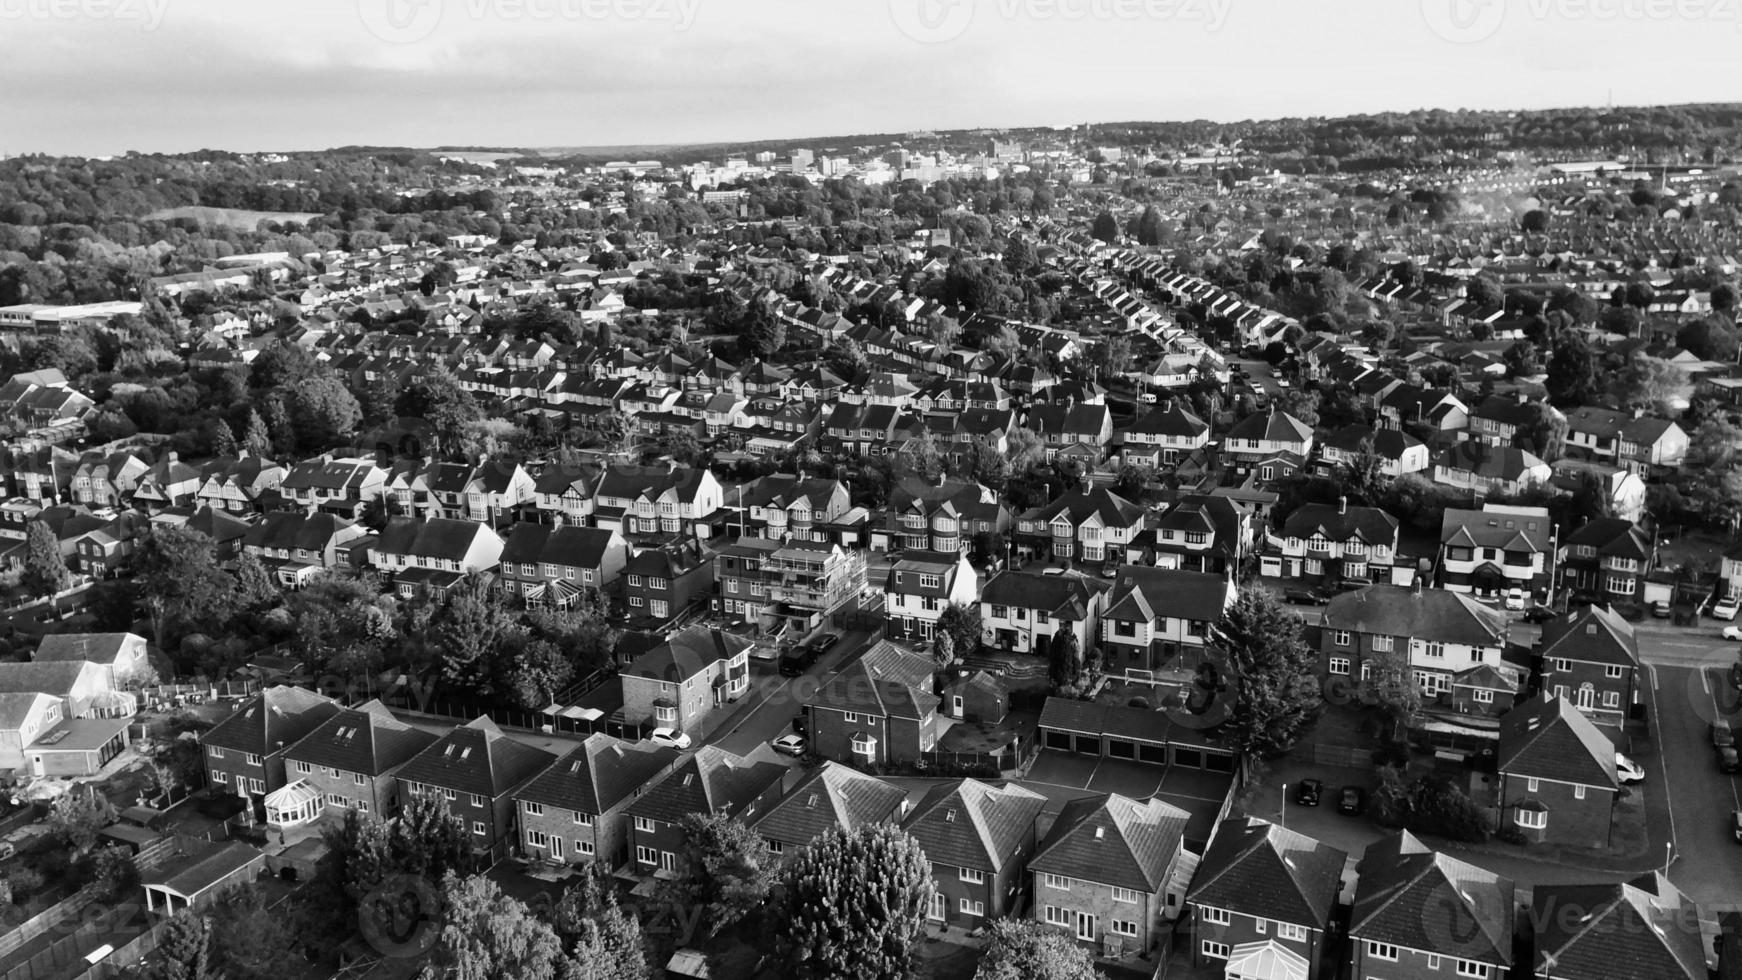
[[1516, 392, 1528, 405], [1338, 496, 1347, 515], [166, 452, 178, 465]]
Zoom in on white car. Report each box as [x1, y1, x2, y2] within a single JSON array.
[[1616, 753, 1645, 785], [1276, 378, 1291, 389], [1724, 626, 1742, 642], [748, 644, 779, 662], [771, 734, 807, 757], [1714, 598, 1740, 622], [1503, 589, 1526, 611], [649, 727, 692, 750]]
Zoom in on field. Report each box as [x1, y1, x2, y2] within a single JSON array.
[[143, 205, 324, 230]]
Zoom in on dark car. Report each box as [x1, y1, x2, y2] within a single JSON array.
[[1522, 604, 1558, 624], [1293, 779, 1322, 807], [1721, 746, 1742, 775], [1714, 719, 1736, 750], [1284, 588, 1328, 606], [1338, 786, 1367, 815], [811, 632, 842, 653], [1651, 600, 1674, 619], [1733, 810, 1742, 843], [779, 647, 819, 677]]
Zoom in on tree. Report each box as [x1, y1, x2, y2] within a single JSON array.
[[1048, 629, 1084, 691], [975, 919, 1102, 980], [126, 526, 237, 650], [1678, 318, 1739, 361], [48, 789, 115, 855], [936, 603, 981, 662], [772, 824, 935, 980], [1515, 401, 1568, 462], [1610, 354, 1687, 414], [1501, 341, 1541, 378], [1086, 336, 1133, 380], [1217, 590, 1321, 758], [1520, 209, 1550, 234], [822, 339, 869, 384], [739, 302, 786, 359], [662, 813, 777, 941], [435, 873, 565, 980], [1356, 647, 1421, 729], [207, 884, 304, 980], [1712, 282, 1739, 317], [553, 865, 650, 980], [284, 373, 362, 452], [1090, 211, 1119, 243], [78, 844, 140, 903], [1465, 275, 1504, 309], [434, 574, 523, 694], [396, 367, 482, 455], [1278, 389, 1320, 428], [896, 433, 946, 484], [240, 408, 274, 458], [21, 519, 69, 597], [145, 908, 216, 980], [1546, 332, 1600, 407]]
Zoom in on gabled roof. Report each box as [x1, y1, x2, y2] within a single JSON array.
[[1323, 585, 1507, 646], [201, 686, 341, 756], [901, 778, 1046, 874], [1532, 878, 1706, 980], [624, 745, 785, 825], [623, 627, 751, 684], [1019, 488, 1145, 531], [1351, 831, 1514, 964], [750, 762, 908, 848], [1029, 793, 1189, 893], [283, 699, 436, 776], [1498, 693, 1618, 788], [1225, 410, 1313, 444], [499, 522, 620, 570], [1537, 604, 1638, 668], [980, 570, 1110, 621], [513, 733, 680, 816], [1104, 567, 1233, 625], [1440, 505, 1553, 550], [1280, 501, 1399, 544], [1187, 816, 1347, 928], [809, 642, 939, 721], [394, 716, 557, 799], [34, 632, 145, 667]]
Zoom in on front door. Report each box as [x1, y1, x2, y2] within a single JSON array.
[[550, 836, 564, 860], [1576, 685, 1595, 710], [30, 756, 42, 778], [1075, 911, 1097, 942]]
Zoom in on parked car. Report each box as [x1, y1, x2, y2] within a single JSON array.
[[1522, 604, 1558, 624], [1284, 588, 1328, 606], [1615, 753, 1645, 785], [1733, 809, 1742, 843], [748, 644, 780, 663], [779, 647, 819, 677], [1720, 746, 1742, 775], [1714, 597, 1741, 622], [810, 632, 842, 653], [1293, 779, 1322, 807], [770, 734, 807, 757], [649, 727, 692, 750], [1713, 719, 1735, 749], [1651, 600, 1673, 619], [1337, 786, 1367, 815], [1503, 589, 1527, 611], [1724, 626, 1742, 642]]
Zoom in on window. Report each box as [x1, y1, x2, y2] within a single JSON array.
[[1042, 874, 1070, 891], [959, 867, 984, 884], [576, 839, 594, 855], [1255, 919, 1266, 934], [524, 801, 544, 816], [1201, 941, 1229, 959], [526, 830, 549, 848], [1457, 962, 1491, 979], [1605, 665, 1624, 679], [573, 811, 592, 826], [1516, 809, 1547, 829], [1527, 777, 1540, 792], [1424, 642, 1444, 659], [244, 753, 261, 766], [1277, 923, 1306, 941], [628, 575, 643, 588], [919, 574, 940, 589], [1045, 905, 1069, 926], [469, 794, 483, 808], [1574, 785, 1586, 800], [1428, 955, 1441, 970], [1474, 689, 1494, 704], [1331, 630, 1351, 646], [1371, 635, 1393, 652], [1328, 657, 1350, 676], [636, 845, 658, 865], [1110, 886, 1138, 904], [1109, 919, 1139, 937], [442, 788, 457, 802], [958, 898, 985, 917], [353, 771, 366, 785], [472, 821, 486, 836], [1551, 658, 1571, 673], [1603, 691, 1620, 708], [212, 770, 226, 784], [634, 816, 655, 833], [1366, 942, 1398, 961], [1198, 907, 1230, 926]]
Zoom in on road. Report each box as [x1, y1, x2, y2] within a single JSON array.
[[709, 627, 880, 759], [1647, 661, 1742, 907]]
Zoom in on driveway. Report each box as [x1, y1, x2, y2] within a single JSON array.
[[707, 627, 878, 758]]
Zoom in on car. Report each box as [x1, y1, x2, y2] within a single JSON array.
[[811, 632, 841, 653], [1713, 719, 1735, 749], [1043, 567, 1068, 576], [649, 727, 692, 750], [771, 734, 807, 757], [1503, 588, 1526, 611], [1734, 810, 1742, 843], [1615, 753, 1645, 785], [1651, 600, 1673, 619], [1337, 786, 1367, 815], [1276, 378, 1291, 389], [1283, 588, 1328, 606], [1732, 660, 1742, 691], [1714, 597, 1741, 622], [779, 648, 818, 677], [1724, 626, 1742, 642], [1139, 392, 1158, 404], [1720, 746, 1742, 775], [748, 644, 780, 663], [1292, 779, 1322, 807], [1523, 604, 1558, 624]]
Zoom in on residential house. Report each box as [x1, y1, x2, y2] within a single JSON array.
[[751, 762, 909, 860], [904, 779, 1046, 928], [368, 517, 506, 598], [980, 570, 1110, 656], [497, 522, 629, 607], [618, 626, 752, 736], [625, 746, 784, 875], [194, 454, 286, 514], [593, 463, 723, 541], [734, 474, 852, 543], [1558, 519, 1654, 605], [202, 686, 342, 815], [884, 551, 979, 642], [70, 451, 148, 508], [1497, 693, 1619, 848], [1530, 876, 1707, 980], [1431, 443, 1551, 498], [714, 537, 868, 637], [1100, 568, 1236, 680], [1222, 411, 1314, 469], [1469, 393, 1559, 450], [1563, 406, 1688, 474], [276, 700, 437, 823], [883, 476, 1009, 554], [395, 716, 557, 864], [1031, 793, 1190, 955], [278, 456, 388, 518], [1439, 505, 1556, 601], [1265, 498, 1401, 586], [806, 641, 940, 766], [514, 734, 681, 868], [0, 692, 66, 772], [241, 511, 369, 589], [1027, 401, 1115, 459], [1014, 489, 1146, 567], [33, 632, 151, 689], [621, 539, 715, 630], [1187, 817, 1347, 980], [1320, 584, 1511, 707], [1536, 604, 1639, 725], [1348, 831, 1514, 980], [1149, 494, 1248, 574], [1120, 401, 1211, 468], [1321, 424, 1429, 477]]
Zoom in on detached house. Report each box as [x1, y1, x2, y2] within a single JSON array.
[[1266, 498, 1401, 586], [1563, 406, 1688, 474], [1321, 424, 1429, 477], [618, 627, 752, 737], [278, 456, 388, 518], [1149, 494, 1247, 574], [805, 642, 940, 766], [1557, 518, 1653, 605], [202, 686, 341, 816], [1530, 877, 1707, 980], [1222, 410, 1314, 469], [513, 734, 681, 869], [395, 716, 557, 865], [622, 539, 715, 630], [1537, 604, 1639, 725], [1101, 568, 1236, 681], [1320, 584, 1511, 707], [1439, 505, 1555, 601], [1031, 793, 1191, 956], [1187, 817, 1347, 980], [625, 746, 785, 875], [277, 700, 437, 823], [980, 570, 1111, 656], [1014, 489, 1146, 567], [1431, 443, 1550, 498], [1497, 693, 1619, 848], [751, 762, 909, 860], [903, 779, 1046, 929], [1349, 831, 1514, 980], [1120, 401, 1211, 468], [884, 551, 978, 643]]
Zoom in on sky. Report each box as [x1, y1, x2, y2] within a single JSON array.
[[1, 0, 1740, 157]]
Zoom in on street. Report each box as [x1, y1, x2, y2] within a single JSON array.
[[708, 626, 881, 759]]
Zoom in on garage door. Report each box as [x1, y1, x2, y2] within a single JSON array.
[[1204, 752, 1235, 774], [1073, 734, 1102, 755], [1173, 748, 1203, 769], [1139, 744, 1169, 765], [1046, 731, 1072, 751], [1107, 739, 1135, 760]]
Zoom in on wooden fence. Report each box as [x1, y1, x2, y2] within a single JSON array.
[[63, 918, 166, 980], [0, 889, 98, 962]]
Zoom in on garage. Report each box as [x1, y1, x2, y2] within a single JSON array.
[[1173, 747, 1202, 769], [1204, 752, 1235, 774], [1139, 743, 1169, 765], [1046, 730, 1073, 751], [1073, 734, 1102, 755], [1106, 739, 1135, 760]]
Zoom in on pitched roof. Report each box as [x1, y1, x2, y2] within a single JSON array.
[[1537, 604, 1638, 668], [1029, 793, 1189, 893], [623, 627, 751, 684], [282, 699, 436, 776], [1351, 830, 1515, 964], [513, 733, 680, 815], [199, 686, 342, 756], [901, 778, 1046, 874], [1497, 693, 1618, 788], [1322, 585, 1507, 646], [1187, 816, 1347, 928], [1441, 505, 1554, 550], [394, 716, 557, 799], [1104, 567, 1233, 624], [750, 762, 908, 848], [1532, 878, 1706, 980], [1225, 410, 1313, 444], [33, 632, 145, 666], [809, 642, 939, 721], [624, 745, 785, 825], [980, 570, 1110, 621], [1280, 501, 1399, 544]]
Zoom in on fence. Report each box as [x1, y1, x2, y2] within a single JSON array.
[[138, 679, 261, 706], [920, 738, 1040, 776], [64, 918, 167, 980], [0, 890, 97, 962], [1309, 743, 1374, 768], [384, 693, 646, 742]]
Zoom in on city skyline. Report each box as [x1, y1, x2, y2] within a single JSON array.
[[3, 0, 1740, 157]]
